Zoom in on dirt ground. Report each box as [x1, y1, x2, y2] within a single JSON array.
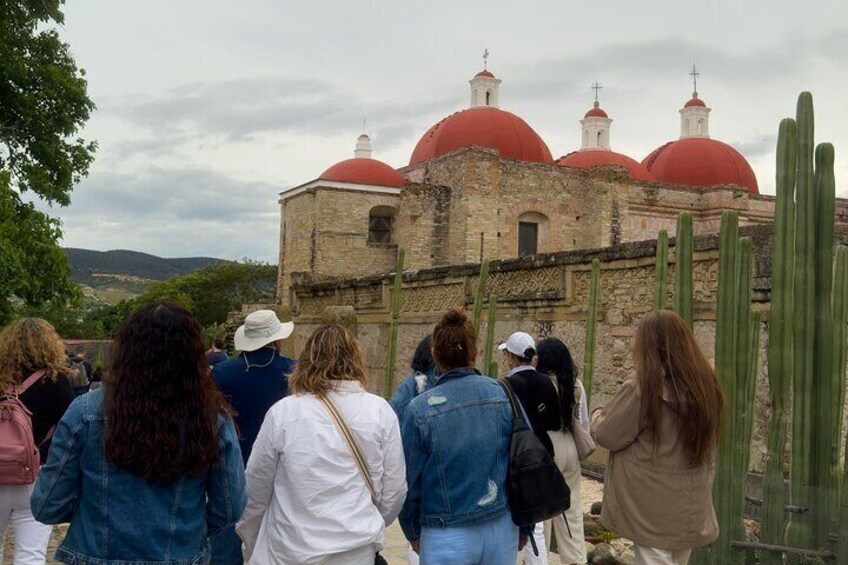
[[3, 477, 606, 564]]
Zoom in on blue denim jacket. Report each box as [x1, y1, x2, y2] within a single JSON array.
[[31, 389, 247, 565], [388, 367, 438, 424], [399, 367, 513, 540]]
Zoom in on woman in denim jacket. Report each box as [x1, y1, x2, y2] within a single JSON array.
[[399, 309, 519, 564], [31, 303, 247, 565]]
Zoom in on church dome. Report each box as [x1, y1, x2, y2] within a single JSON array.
[[584, 102, 609, 118], [557, 151, 656, 182], [409, 106, 553, 166], [684, 95, 706, 108], [642, 138, 758, 193], [319, 158, 406, 187]]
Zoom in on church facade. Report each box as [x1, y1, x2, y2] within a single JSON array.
[[275, 68, 840, 303]]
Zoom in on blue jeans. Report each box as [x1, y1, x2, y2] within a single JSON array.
[[419, 512, 518, 565], [210, 526, 243, 565]]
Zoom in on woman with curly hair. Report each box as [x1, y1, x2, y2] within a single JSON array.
[[0, 318, 75, 565], [31, 303, 247, 565], [238, 324, 406, 564]]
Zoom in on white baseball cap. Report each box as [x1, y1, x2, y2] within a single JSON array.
[[498, 332, 536, 359], [234, 310, 294, 352]]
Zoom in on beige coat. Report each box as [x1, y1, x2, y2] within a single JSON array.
[[590, 377, 718, 551]]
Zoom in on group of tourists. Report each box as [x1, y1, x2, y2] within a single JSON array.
[[0, 302, 724, 565]]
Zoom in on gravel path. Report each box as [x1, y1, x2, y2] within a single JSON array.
[[3, 477, 606, 564]]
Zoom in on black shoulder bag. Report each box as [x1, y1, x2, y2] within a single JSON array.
[[499, 379, 571, 527]]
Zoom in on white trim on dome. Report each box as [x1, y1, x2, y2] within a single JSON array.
[[279, 179, 403, 202]]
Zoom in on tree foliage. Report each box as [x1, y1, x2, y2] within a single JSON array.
[[0, 0, 97, 324]]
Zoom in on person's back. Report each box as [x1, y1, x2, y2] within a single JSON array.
[[31, 303, 247, 565], [403, 370, 512, 527], [32, 390, 245, 563], [505, 367, 561, 455], [400, 309, 518, 565], [238, 324, 406, 565], [213, 348, 292, 463]]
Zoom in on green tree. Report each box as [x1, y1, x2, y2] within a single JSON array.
[[0, 0, 96, 323]]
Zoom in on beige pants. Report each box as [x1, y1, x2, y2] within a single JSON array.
[[544, 430, 587, 564], [634, 545, 692, 565]]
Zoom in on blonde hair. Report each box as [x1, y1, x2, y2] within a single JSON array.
[[0, 318, 72, 389], [290, 325, 368, 396]]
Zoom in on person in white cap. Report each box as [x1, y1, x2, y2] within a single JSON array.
[[500, 331, 561, 565], [210, 309, 294, 565]]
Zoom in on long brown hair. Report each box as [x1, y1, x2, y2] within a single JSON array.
[[0, 318, 72, 388], [290, 324, 368, 396], [105, 303, 225, 484], [633, 310, 724, 467], [432, 308, 476, 371]]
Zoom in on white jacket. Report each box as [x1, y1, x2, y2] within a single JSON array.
[[237, 380, 407, 564]]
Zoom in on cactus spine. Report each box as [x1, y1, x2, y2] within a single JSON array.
[[654, 230, 669, 310], [472, 260, 491, 340], [383, 249, 404, 399], [760, 118, 796, 565], [675, 212, 694, 328], [482, 295, 498, 377], [582, 259, 600, 407]]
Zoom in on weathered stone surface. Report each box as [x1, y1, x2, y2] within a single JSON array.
[[592, 543, 618, 564]]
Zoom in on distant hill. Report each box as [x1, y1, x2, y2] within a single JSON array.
[[64, 248, 221, 284], [64, 248, 223, 304]]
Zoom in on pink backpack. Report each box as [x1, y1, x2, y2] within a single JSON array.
[[0, 370, 48, 485]]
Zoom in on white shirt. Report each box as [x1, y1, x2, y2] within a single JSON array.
[[237, 381, 407, 565]]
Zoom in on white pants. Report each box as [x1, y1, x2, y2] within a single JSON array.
[[634, 545, 692, 565], [407, 542, 419, 565], [0, 485, 52, 565], [521, 524, 548, 565], [544, 430, 586, 564]]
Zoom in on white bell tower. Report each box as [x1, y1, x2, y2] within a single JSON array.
[[469, 49, 501, 108], [679, 64, 711, 139], [354, 133, 372, 158], [580, 83, 612, 150]]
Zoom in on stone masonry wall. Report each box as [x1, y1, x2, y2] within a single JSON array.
[[286, 225, 786, 473]]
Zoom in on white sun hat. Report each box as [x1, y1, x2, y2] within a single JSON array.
[[234, 310, 294, 352], [498, 332, 536, 359]]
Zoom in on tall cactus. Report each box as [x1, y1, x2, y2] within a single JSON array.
[[832, 247, 848, 547], [654, 230, 669, 310], [675, 212, 694, 328], [582, 259, 600, 407], [787, 92, 817, 552], [383, 249, 404, 399], [482, 295, 498, 377], [708, 211, 740, 564], [472, 260, 491, 340], [760, 117, 796, 565]]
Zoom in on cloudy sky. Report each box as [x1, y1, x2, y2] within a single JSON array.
[[47, 0, 848, 262]]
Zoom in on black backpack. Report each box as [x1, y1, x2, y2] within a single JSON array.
[[499, 379, 571, 526]]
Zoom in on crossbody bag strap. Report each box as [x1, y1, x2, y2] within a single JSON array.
[[11, 369, 48, 396], [318, 394, 377, 505], [498, 379, 520, 420]]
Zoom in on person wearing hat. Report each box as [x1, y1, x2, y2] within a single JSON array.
[[210, 310, 294, 565], [500, 331, 561, 565]]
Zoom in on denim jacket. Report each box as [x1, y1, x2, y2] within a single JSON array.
[[31, 389, 247, 565], [388, 367, 438, 424], [399, 367, 513, 540]]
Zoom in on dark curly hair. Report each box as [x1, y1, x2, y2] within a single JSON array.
[[104, 302, 225, 484], [536, 337, 578, 431]]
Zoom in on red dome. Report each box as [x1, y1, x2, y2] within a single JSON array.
[[475, 69, 495, 78], [410, 107, 553, 165], [557, 150, 656, 182], [584, 102, 609, 118], [684, 96, 706, 108], [642, 138, 758, 193], [585, 107, 608, 118], [319, 158, 406, 187]]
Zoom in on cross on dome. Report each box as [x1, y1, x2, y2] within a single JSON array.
[[591, 81, 603, 103], [690, 63, 700, 97], [483, 48, 489, 70]]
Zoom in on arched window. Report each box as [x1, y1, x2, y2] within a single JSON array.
[[368, 206, 396, 244], [597, 131, 603, 146], [697, 119, 704, 135], [517, 211, 550, 257], [485, 91, 491, 106]]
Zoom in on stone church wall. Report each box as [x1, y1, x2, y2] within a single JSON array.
[[288, 224, 784, 472]]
